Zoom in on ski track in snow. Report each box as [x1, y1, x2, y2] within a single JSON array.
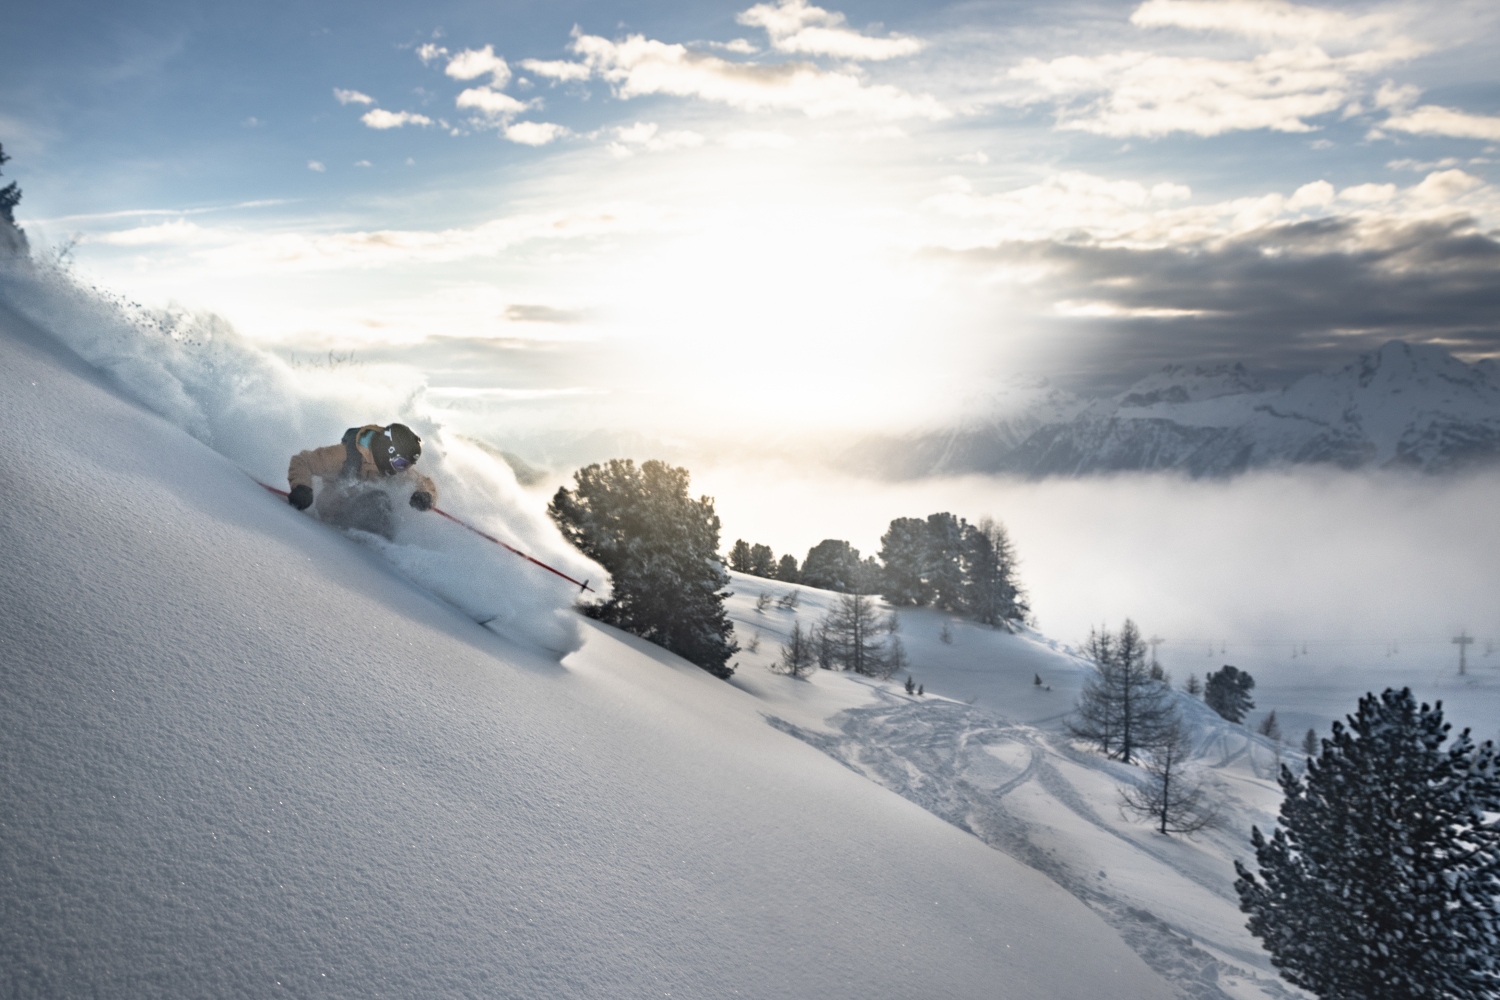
[[768, 695, 1301, 1000]]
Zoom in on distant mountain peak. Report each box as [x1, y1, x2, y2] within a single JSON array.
[[847, 339, 1500, 478], [1116, 362, 1265, 409]]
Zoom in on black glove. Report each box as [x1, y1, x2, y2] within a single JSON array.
[[409, 490, 433, 512], [288, 484, 314, 510]]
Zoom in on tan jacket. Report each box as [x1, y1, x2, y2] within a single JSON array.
[[288, 424, 438, 503]]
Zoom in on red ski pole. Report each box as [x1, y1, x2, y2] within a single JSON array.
[[256, 479, 593, 593]]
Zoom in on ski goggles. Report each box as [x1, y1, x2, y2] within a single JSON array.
[[389, 455, 414, 472]]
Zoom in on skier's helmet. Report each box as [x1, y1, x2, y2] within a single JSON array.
[[381, 423, 422, 473]]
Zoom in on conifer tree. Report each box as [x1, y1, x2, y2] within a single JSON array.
[[1119, 716, 1218, 835], [879, 516, 931, 606], [820, 593, 898, 677], [1257, 710, 1282, 742], [549, 459, 738, 677], [0, 143, 20, 225], [774, 621, 815, 679], [1069, 619, 1174, 764], [748, 543, 775, 577], [1235, 689, 1500, 1000], [775, 552, 800, 583], [961, 517, 1028, 628], [749, 543, 776, 578], [729, 539, 752, 573], [925, 512, 967, 612], [801, 539, 865, 593], [1300, 727, 1318, 757], [1204, 665, 1256, 723]]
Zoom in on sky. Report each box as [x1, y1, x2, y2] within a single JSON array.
[[4, 0, 1500, 436]]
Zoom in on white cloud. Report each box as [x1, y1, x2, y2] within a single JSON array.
[[924, 168, 1500, 249], [307, 160, 326, 172], [1338, 182, 1396, 204], [520, 58, 592, 82], [1054, 300, 1210, 318], [721, 130, 797, 149], [708, 39, 759, 54], [1382, 104, 1500, 141], [1387, 157, 1462, 172], [354, 160, 372, 168], [1287, 179, 1335, 209], [569, 31, 949, 120], [1129, 0, 1396, 42], [1373, 80, 1421, 110], [189, 203, 667, 273], [955, 151, 990, 164], [504, 121, 570, 146], [90, 219, 208, 246], [1010, 44, 1414, 137], [1405, 168, 1485, 205], [416, 43, 449, 65], [1011, 0, 1426, 138], [333, 88, 375, 106], [445, 45, 511, 88], [737, 0, 925, 61], [610, 122, 705, 154], [455, 87, 531, 123], [361, 109, 433, 129]]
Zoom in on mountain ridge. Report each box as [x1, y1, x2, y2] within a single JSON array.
[[846, 340, 1500, 478]]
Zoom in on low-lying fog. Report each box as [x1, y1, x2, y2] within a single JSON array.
[[682, 463, 1500, 739]]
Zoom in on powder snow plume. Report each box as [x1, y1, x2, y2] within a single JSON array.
[[0, 252, 600, 655]]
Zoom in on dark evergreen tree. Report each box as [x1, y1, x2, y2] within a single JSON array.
[[800, 539, 865, 593], [924, 512, 967, 612], [549, 458, 738, 678], [0, 143, 19, 225], [1301, 727, 1318, 757], [774, 621, 815, 679], [1257, 710, 1282, 742], [1185, 674, 1202, 696], [961, 517, 1028, 628], [729, 539, 752, 573], [1119, 715, 1218, 836], [775, 552, 800, 582], [820, 593, 898, 677], [1069, 619, 1174, 764], [856, 554, 884, 595], [879, 516, 931, 606], [813, 619, 836, 670], [1205, 665, 1256, 723], [1070, 626, 1119, 753], [748, 543, 776, 578], [1235, 689, 1500, 1000]]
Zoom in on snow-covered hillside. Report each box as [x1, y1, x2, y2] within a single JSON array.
[[721, 579, 1311, 1000], [1, 258, 1180, 996], [850, 341, 1500, 478]]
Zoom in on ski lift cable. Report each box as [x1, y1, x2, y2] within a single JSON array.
[[253, 478, 594, 594]]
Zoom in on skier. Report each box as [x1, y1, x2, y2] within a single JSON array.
[[287, 423, 436, 539]]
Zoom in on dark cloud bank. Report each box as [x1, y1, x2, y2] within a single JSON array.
[[960, 214, 1500, 391]]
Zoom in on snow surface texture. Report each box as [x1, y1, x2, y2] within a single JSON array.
[[723, 577, 1318, 1000], [0, 292, 1177, 995], [0, 254, 595, 655], [851, 344, 1500, 477]]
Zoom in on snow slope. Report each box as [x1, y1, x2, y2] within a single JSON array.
[[722, 567, 1498, 998], [721, 577, 1322, 1000], [0, 255, 598, 655], [0, 282, 1176, 994]]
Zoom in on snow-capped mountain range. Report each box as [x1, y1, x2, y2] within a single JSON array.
[[850, 341, 1500, 478]]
